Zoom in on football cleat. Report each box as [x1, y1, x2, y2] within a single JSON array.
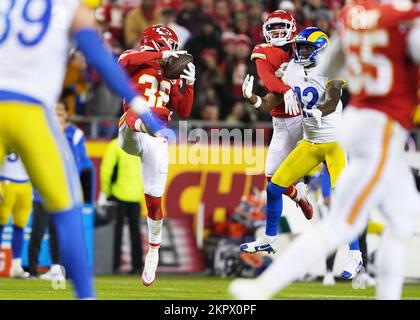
[[240, 235, 278, 254], [228, 279, 272, 300], [141, 247, 159, 286], [39, 264, 66, 281], [10, 265, 30, 279], [357, 272, 376, 287], [295, 182, 313, 220], [323, 271, 336, 286], [341, 250, 363, 280]]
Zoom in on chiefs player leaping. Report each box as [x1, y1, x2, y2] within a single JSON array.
[[118, 25, 195, 286], [242, 11, 313, 223]]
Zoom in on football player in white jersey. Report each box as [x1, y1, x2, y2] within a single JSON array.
[[0, 153, 32, 278], [239, 28, 348, 254], [0, 0, 168, 299]]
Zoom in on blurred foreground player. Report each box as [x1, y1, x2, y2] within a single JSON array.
[[118, 25, 195, 286], [230, 0, 420, 300], [0, 0, 164, 299]]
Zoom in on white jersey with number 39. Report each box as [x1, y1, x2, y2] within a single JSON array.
[[283, 60, 343, 144], [0, 0, 79, 109]]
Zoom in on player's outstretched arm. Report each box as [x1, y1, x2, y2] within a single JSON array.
[[317, 34, 345, 79], [242, 74, 282, 113], [70, 4, 164, 136]]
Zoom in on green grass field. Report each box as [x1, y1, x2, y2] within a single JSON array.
[[1, 275, 420, 300]]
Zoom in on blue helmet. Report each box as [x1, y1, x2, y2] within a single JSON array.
[[294, 27, 329, 66]]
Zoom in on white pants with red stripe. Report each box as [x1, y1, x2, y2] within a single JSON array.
[[326, 106, 420, 242], [254, 107, 420, 299], [118, 121, 168, 197], [265, 116, 303, 178]]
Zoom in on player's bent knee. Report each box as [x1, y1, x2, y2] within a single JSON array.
[[118, 128, 141, 157]]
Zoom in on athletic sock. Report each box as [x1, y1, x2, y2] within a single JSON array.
[[0, 224, 4, 247], [52, 206, 95, 299], [376, 229, 409, 300], [147, 217, 162, 246], [11, 225, 24, 259], [265, 182, 286, 236], [349, 238, 360, 251], [284, 185, 298, 202]]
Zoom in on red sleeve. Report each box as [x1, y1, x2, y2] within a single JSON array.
[[169, 82, 194, 118], [255, 59, 291, 95], [118, 50, 162, 68]]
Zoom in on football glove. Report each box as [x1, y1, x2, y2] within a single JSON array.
[[242, 74, 254, 99], [284, 89, 300, 116], [180, 62, 196, 85]]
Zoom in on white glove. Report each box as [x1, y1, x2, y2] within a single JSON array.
[[284, 88, 300, 116], [180, 62, 196, 85], [275, 62, 289, 78], [161, 50, 188, 61], [242, 74, 254, 99], [303, 107, 322, 126]]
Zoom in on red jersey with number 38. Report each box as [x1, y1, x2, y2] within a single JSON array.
[[339, 1, 419, 129], [119, 50, 194, 124]]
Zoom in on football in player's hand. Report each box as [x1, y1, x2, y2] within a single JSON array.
[[163, 53, 194, 80]]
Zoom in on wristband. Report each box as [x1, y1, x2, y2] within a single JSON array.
[[253, 96, 262, 109]]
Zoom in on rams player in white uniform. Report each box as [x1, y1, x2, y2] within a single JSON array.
[[239, 28, 347, 254], [0, 0, 164, 299], [0, 153, 32, 278]]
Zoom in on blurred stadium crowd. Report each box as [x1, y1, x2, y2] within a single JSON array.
[[63, 0, 351, 138]]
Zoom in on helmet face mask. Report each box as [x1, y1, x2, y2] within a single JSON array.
[[295, 42, 318, 67], [293, 27, 329, 67], [263, 10, 296, 47]]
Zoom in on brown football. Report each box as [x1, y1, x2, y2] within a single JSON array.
[[163, 53, 194, 80]]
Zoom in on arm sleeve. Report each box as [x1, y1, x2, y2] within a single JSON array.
[[169, 83, 194, 118], [100, 140, 118, 197], [119, 51, 163, 68], [74, 28, 137, 102], [255, 59, 291, 95]]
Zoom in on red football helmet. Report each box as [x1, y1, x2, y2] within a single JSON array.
[[138, 24, 179, 52], [263, 10, 296, 47]]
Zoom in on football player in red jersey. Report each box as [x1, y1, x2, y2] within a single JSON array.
[[230, 1, 420, 300], [241, 11, 313, 229], [118, 24, 195, 286]]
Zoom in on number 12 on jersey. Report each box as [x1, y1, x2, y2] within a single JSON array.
[[294, 86, 319, 118]]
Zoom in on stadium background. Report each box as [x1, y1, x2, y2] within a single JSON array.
[[1, 0, 420, 288]]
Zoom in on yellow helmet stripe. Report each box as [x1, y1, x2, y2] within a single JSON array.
[[307, 31, 329, 44]]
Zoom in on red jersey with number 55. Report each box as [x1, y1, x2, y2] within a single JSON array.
[[339, 1, 420, 129], [119, 50, 194, 122], [251, 43, 297, 118]]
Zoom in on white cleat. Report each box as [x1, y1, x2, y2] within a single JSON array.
[[341, 250, 363, 280], [228, 279, 272, 300], [39, 264, 66, 281], [240, 235, 279, 254], [141, 247, 159, 286], [357, 272, 376, 287], [10, 266, 30, 279], [323, 271, 336, 286]]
